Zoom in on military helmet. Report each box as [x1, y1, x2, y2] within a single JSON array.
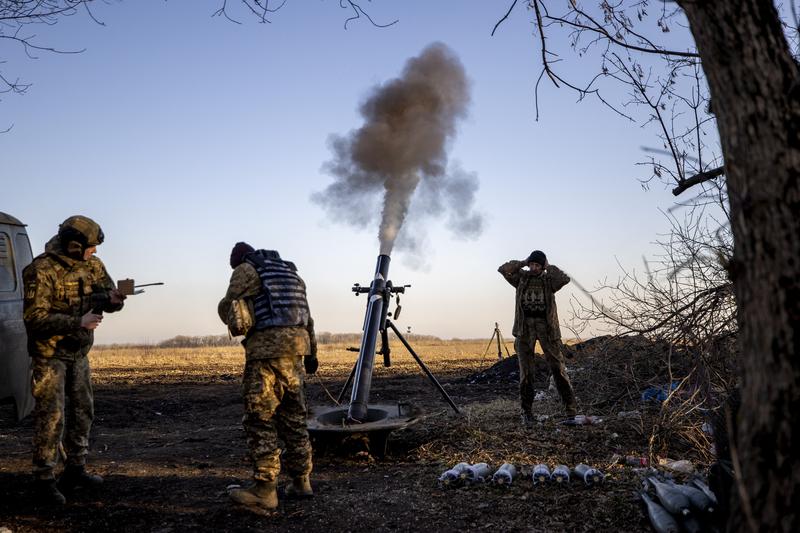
[[58, 215, 105, 248]]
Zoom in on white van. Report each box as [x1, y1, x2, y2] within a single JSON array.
[[0, 212, 35, 420]]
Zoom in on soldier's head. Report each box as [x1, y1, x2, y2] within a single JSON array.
[[525, 250, 547, 276], [230, 242, 255, 269], [58, 215, 104, 261]]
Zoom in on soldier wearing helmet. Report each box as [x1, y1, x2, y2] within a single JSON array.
[[499, 250, 578, 426], [22, 215, 125, 504]]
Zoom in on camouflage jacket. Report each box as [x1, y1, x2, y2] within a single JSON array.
[[498, 260, 570, 340], [218, 261, 317, 360], [23, 237, 123, 360]]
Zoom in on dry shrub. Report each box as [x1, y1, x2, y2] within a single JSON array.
[[648, 391, 715, 463], [474, 334, 732, 466]]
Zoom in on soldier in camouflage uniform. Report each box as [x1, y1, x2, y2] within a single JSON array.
[[218, 242, 318, 513], [499, 250, 577, 425], [23, 215, 125, 504]]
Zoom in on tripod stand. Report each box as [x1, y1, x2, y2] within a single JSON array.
[[336, 318, 460, 414], [483, 322, 512, 362]]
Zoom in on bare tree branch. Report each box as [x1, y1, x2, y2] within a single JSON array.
[[491, 0, 519, 36], [492, 1, 722, 196], [543, 4, 700, 58], [339, 0, 397, 30], [672, 165, 725, 196]]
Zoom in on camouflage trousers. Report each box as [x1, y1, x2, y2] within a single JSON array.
[[30, 356, 94, 480], [241, 356, 313, 483], [515, 318, 576, 414]]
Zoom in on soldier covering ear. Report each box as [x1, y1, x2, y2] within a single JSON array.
[[499, 250, 578, 426], [218, 245, 317, 513]]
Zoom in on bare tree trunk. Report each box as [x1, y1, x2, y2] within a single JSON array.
[[677, 1, 800, 531]]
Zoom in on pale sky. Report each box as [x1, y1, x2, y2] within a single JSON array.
[[1, 1, 706, 344]]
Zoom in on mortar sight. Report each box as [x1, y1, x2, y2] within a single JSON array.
[[352, 282, 410, 295]]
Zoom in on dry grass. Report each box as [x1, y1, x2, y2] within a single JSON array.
[[90, 346, 243, 368], [88, 346, 243, 383], [90, 339, 514, 372], [87, 339, 515, 387]]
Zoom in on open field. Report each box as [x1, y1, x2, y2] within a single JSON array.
[[1, 339, 667, 532]]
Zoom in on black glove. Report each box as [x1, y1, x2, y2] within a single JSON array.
[[304, 355, 319, 375]]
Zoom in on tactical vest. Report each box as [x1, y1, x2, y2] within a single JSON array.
[[24, 251, 101, 358], [246, 250, 310, 329], [44, 253, 95, 317], [521, 275, 547, 318]]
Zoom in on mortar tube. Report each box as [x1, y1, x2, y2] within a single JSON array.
[[348, 254, 391, 422]]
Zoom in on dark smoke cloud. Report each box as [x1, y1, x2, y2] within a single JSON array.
[[312, 42, 484, 260]]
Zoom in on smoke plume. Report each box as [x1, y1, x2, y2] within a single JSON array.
[[313, 42, 483, 259]]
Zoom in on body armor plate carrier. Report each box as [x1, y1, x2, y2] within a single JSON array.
[[246, 250, 310, 330]]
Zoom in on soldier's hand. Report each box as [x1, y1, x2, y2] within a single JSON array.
[[500, 260, 524, 274], [304, 355, 319, 375], [80, 312, 103, 330], [109, 289, 126, 305]]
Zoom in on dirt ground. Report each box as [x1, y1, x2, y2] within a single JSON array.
[[0, 341, 670, 532]]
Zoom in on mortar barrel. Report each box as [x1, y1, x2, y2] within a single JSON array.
[[348, 254, 391, 422]]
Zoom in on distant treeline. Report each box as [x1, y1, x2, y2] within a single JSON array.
[[97, 331, 445, 349], [316, 331, 442, 344], [157, 335, 240, 348], [95, 335, 239, 350]]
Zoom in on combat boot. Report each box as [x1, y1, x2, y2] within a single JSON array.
[[521, 411, 534, 428], [564, 402, 578, 418], [229, 481, 278, 513], [34, 479, 66, 505], [285, 475, 314, 499], [59, 465, 104, 491]]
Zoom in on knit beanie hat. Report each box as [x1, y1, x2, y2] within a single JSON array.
[[525, 250, 547, 266], [230, 242, 255, 268]]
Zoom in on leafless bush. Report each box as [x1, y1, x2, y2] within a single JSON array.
[[569, 183, 737, 462]]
